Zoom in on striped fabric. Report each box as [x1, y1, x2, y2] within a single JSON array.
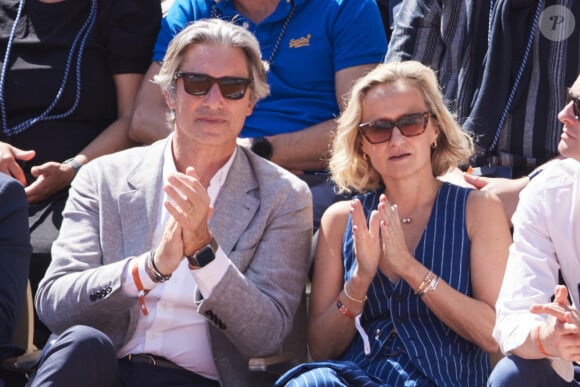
[[275, 183, 490, 386], [464, 0, 580, 175], [386, 0, 580, 176], [385, 0, 490, 124]]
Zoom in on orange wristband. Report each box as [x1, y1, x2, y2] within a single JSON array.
[[535, 325, 551, 357], [131, 259, 149, 316]]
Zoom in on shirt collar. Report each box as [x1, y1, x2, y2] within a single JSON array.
[[162, 134, 236, 205], [213, 0, 303, 22]]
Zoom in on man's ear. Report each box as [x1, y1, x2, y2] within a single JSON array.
[[164, 88, 176, 110], [246, 100, 255, 117]]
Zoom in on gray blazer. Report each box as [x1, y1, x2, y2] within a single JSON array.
[[35, 139, 313, 386]]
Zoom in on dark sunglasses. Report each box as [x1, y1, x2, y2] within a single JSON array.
[[565, 90, 580, 118], [358, 112, 431, 144], [174, 72, 252, 100]]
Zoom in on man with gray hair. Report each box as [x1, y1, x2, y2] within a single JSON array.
[[30, 19, 312, 387]]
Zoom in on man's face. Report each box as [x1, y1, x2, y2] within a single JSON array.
[[166, 43, 255, 148], [558, 75, 580, 161]]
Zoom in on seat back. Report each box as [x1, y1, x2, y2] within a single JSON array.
[[12, 281, 35, 354]]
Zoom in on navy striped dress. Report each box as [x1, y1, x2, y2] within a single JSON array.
[[275, 183, 490, 387]]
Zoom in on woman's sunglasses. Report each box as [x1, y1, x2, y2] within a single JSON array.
[[358, 112, 431, 144], [174, 72, 252, 100], [565, 91, 580, 118]]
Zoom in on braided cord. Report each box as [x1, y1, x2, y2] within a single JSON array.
[[265, 0, 294, 65], [488, 0, 543, 152], [0, 0, 98, 137], [0, 0, 26, 134], [488, 0, 496, 47]]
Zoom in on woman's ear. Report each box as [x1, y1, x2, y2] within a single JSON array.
[[431, 123, 441, 145]]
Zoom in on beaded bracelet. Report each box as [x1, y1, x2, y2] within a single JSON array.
[[344, 281, 367, 304], [336, 299, 356, 320]]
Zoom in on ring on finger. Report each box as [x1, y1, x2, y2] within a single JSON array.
[[186, 201, 194, 213]]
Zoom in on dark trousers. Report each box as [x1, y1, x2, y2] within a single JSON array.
[[488, 355, 580, 387], [29, 326, 220, 387]]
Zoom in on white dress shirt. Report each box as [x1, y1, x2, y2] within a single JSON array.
[[118, 135, 236, 380], [493, 158, 580, 380]]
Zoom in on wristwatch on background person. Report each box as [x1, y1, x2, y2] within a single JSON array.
[[63, 157, 83, 175], [250, 137, 273, 160], [187, 237, 218, 269]]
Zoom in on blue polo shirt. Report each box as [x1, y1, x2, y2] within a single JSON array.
[[154, 0, 388, 138]]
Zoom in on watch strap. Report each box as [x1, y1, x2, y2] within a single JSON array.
[[63, 157, 83, 175], [187, 238, 218, 268]]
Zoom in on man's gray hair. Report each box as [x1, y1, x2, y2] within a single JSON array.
[[154, 18, 270, 103]]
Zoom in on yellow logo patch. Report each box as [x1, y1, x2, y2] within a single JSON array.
[[289, 34, 311, 48]]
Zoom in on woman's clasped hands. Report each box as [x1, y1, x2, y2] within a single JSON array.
[[350, 194, 414, 283]]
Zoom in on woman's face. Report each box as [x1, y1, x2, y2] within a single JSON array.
[[359, 80, 439, 180]]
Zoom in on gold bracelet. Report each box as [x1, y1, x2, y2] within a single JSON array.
[[343, 281, 367, 304], [419, 276, 440, 298], [414, 270, 434, 295]]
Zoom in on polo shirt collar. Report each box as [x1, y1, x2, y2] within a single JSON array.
[[213, 0, 305, 23]]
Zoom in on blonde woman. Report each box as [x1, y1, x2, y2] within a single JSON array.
[[276, 61, 511, 386]]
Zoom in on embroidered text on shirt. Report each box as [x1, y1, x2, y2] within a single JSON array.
[[289, 34, 311, 48]]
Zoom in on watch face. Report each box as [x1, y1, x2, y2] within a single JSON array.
[[251, 137, 273, 160], [190, 245, 216, 267]]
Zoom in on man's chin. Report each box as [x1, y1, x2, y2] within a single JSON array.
[[558, 140, 580, 161]]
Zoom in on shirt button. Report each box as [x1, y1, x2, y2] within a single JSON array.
[[242, 22, 249, 29]]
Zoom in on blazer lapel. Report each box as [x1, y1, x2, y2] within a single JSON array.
[[118, 140, 167, 257], [210, 148, 259, 256]]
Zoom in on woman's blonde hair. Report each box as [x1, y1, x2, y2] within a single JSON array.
[[330, 61, 473, 194]]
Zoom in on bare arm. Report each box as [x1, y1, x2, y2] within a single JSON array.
[[75, 73, 142, 163], [129, 62, 171, 144], [307, 201, 361, 359], [264, 64, 378, 172], [462, 157, 563, 224], [424, 191, 512, 353], [414, 191, 510, 352], [24, 73, 141, 203]]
